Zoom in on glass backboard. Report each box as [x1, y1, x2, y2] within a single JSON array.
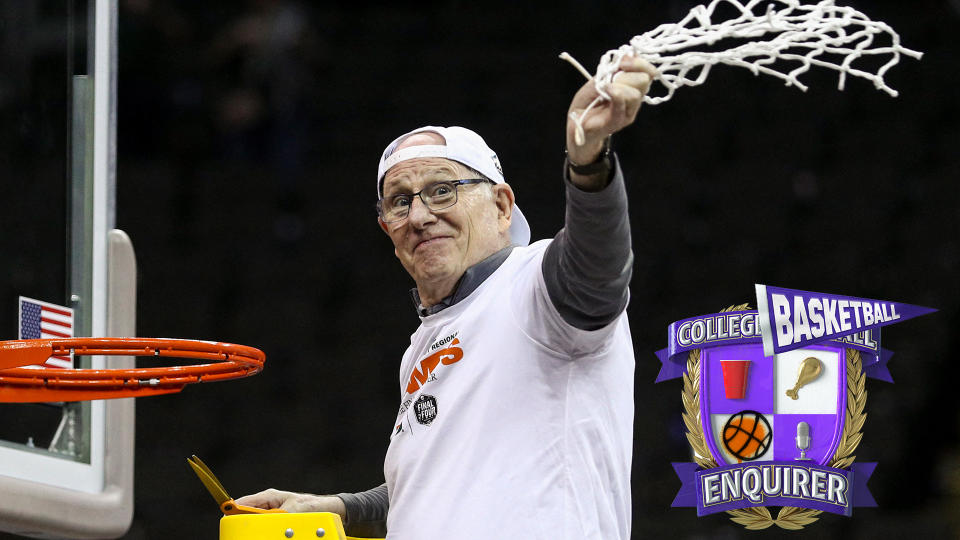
[[0, 1, 134, 537]]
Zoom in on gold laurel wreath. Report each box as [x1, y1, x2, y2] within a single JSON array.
[[681, 304, 867, 530]]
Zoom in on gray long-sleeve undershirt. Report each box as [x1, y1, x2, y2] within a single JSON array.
[[543, 154, 632, 330], [337, 155, 632, 535], [336, 485, 389, 537]]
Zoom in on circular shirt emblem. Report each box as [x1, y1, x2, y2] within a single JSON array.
[[414, 395, 438, 425]]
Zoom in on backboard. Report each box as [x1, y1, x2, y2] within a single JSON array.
[[0, 1, 134, 537]]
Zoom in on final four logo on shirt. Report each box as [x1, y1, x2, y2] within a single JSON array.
[[654, 285, 935, 531], [414, 395, 438, 425]]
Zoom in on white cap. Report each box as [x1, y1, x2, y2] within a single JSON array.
[[376, 126, 531, 246]]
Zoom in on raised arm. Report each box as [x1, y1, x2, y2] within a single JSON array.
[[543, 56, 656, 330]]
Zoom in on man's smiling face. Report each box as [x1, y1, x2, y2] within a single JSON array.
[[379, 132, 511, 303]]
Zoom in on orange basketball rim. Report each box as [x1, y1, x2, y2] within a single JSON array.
[[0, 338, 266, 402]]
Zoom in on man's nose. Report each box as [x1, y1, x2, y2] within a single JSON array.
[[406, 195, 437, 227]]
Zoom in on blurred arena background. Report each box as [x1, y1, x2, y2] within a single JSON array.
[[1, 0, 957, 538]]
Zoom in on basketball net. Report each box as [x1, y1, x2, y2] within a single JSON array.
[[560, 0, 923, 145]]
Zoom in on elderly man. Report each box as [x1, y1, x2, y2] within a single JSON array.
[[238, 56, 656, 539]]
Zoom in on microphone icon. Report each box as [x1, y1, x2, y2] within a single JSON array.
[[795, 421, 811, 460]]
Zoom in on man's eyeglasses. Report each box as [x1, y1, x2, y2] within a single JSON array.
[[377, 179, 491, 223]]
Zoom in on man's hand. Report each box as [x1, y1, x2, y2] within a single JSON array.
[[235, 488, 347, 516], [566, 55, 657, 166]]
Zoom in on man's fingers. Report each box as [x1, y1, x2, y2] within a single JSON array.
[[583, 85, 627, 137], [612, 71, 652, 95], [618, 55, 659, 78], [608, 84, 643, 112], [235, 488, 288, 509], [591, 84, 643, 134]]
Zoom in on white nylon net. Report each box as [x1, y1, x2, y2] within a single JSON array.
[[561, 0, 923, 144]]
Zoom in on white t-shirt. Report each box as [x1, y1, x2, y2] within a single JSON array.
[[383, 240, 635, 540]]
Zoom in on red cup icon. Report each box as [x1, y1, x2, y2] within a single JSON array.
[[720, 360, 751, 399]]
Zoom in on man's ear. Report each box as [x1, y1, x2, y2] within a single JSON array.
[[493, 184, 515, 234]]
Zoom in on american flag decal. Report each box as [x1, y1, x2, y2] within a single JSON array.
[[18, 296, 74, 369]]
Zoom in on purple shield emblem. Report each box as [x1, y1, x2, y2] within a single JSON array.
[[701, 342, 846, 466]]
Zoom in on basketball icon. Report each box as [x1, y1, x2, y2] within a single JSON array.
[[722, 410, 772, 461]]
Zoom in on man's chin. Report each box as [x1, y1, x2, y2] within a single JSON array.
[[409, 254, 462, 285], [413, 263, 457, 283]]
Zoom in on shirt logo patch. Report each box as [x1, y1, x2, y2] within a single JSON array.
[[406, 338, 463, 394], [414, 395, 438, 425]]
